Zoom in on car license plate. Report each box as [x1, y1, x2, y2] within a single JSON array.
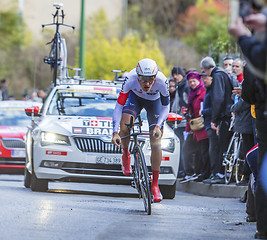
[[96, 156, 121, 165], [11, 150, 26, 158]]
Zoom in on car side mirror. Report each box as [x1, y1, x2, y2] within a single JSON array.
[[25, 106, 41, 117], [166, 112, 183, 128]]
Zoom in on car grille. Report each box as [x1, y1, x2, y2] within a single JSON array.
[[1, 138, 25, 149], [61, 162, 152, 176], [74, 137, 145, 154], [0, 157, 25, 166]]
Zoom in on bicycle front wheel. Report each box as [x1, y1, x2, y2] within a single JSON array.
[[234, 134, 244, 184], [235, 158, 245, 184], [223, 134, 235, 184], [135, 145, 152, 215]]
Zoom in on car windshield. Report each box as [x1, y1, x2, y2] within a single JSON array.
[[46, 89, 148, 120], [0, 107, 31, 126], [46, 90, 117, 117]]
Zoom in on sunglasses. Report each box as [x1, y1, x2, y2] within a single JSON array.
[[138, 75, 156, 84]]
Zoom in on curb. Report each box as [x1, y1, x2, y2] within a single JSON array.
[[176, 181, 248, 198]]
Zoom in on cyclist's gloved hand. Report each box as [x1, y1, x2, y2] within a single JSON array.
[[153, 125, 162, 139], [112, 132, 121, 147]]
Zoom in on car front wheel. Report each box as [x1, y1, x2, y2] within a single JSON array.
[[24, 168, 31, 188], [30, 172, 48, 192], [159, 181, 176, 199]]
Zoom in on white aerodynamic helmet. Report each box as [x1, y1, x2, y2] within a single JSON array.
[[136, 58, 158, 76]]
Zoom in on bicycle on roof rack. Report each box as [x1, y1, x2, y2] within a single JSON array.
[[42, 3, 75, 86], [119, 115, 154, 215]]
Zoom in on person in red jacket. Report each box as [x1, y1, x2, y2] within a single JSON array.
[[179, 72, 210, 183]]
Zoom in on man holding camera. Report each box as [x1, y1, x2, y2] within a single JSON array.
[[229, 9, 267, 239]]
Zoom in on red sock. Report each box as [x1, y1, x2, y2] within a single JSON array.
[[122, 147, 129, 155], [152, 170, 159, 187]]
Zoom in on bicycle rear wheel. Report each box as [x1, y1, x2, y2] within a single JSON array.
[[135, 145, 152, 215]]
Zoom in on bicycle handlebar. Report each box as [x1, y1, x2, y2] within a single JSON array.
[[121, 115, 159, 139], [121, 131, 153, 140], [42, 4, 75, 31]]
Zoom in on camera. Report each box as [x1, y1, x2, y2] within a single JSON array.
[[231, 0, 264, 23], [239, 0, 254, 18]]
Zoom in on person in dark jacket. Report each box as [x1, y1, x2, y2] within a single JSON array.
[[229, 12, 267, 239], [169, 79, 176, 110], [170, 66, 190, 178], [231, 96, 255, 181], [200, 56, 236, 184], [200, 71, 220, 184], [171, 66, 190, 114], [180, 72, 210, 183], [1, 79, 8, 100]]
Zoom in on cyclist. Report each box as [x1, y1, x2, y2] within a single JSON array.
[[112, 58, 170, 202]]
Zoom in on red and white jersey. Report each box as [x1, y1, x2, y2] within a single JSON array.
[[117, 68, 169, 106]]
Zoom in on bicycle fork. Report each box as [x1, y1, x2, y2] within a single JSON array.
[[131, 152, 152, 199]]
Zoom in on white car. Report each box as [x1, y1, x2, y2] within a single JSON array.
[[24, 81, 181, 199]]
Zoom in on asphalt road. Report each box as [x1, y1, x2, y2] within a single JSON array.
[[0, 174, 256, 240]]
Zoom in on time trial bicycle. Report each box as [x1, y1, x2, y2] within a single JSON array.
[[119, 115, 154, 215]]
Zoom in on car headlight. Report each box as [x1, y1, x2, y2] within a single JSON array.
[[147, 138, 175, 153], [161, 138, 175, 153], [41, 132, 70, 146]]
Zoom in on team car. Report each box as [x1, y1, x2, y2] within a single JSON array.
[[24, 80, 181, 199], [0, 101, 42, 173]]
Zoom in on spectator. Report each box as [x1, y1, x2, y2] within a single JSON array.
[[180, 72, 210, 183], [1, 78, 8, 100], [232, 58, 244, 84], [200, 71, 220, 184], [229, 12, 267, 239], [222, 56, 239, 84], [22, 94, 30, 101], [0, 86, 2, 101], [231, 60, 254, 185], [245, 144, 258, 223], [169, 79, 176, 110], [170, 66, 190, 178], [7, 96, 15, 101], [231, 89, 254, 185], [30, 90, 42, 102], [200, 56, 236, 184], [171, 66, 185, 85], [37, 88, 48, 103], [223, 56, 234, 70]]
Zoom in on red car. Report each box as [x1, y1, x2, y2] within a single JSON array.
[[0, 101, 42, 173]]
